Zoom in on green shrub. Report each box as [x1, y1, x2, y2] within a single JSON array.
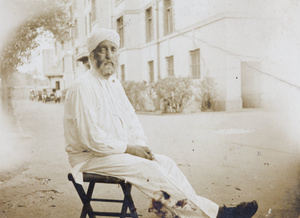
[[121, 76, 217, 113], [122, 81, 155, 112], [199, 76, 217, 111], [155, 77, 192, 113]]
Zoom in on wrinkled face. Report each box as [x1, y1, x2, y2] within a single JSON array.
[[90, 40, 118, 79]]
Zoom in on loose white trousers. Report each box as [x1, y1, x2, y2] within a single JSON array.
[[80, 153, 219, 218]]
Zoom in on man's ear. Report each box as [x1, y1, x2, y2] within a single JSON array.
[[89, 52, 95, 64], [89, 52, 94, 61], [89, 52, 95, 68]]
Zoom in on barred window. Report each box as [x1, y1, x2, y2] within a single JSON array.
[[164, 0, 173, 36], [117, 16, 124, 48], [121, 64, 125, 81], [56, 81, 60, 90], [91, 0, 96, 23], [190, 49, 200, 78], [74, 19, 78, 39], [166, 56, 174, 77], [85, 16, 88, 36], [148, 61, 154, 82], [62, 57, 65, 73], [145, 7, 153, 42], [89, 13, 92, 33]]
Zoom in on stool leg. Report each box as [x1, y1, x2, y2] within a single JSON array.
[[68, 174, 95, 218], [120, 189, 128, 218], [120, 183, 138, 218], [81, 181, 96, 218]]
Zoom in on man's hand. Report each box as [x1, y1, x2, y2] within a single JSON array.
[[125, 145, 155, 160]]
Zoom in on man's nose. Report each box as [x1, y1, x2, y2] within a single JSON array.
[[106, 50, 112, 59]]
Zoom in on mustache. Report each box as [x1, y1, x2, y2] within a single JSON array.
[[96, 60, 116, 68]]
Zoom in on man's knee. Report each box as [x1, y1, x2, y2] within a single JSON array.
[[154, 154, 177, 167]]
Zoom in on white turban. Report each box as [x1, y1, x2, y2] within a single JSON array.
[[87, 28, 120, 53]]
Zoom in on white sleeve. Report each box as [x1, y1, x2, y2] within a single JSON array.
[[127, 112, 148, 147], [117, 81, 148, 147]]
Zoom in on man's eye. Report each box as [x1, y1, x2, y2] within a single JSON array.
[[99, 48, 106, 53], [111, 47, 116, 52]]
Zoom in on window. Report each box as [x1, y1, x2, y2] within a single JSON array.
[[164, 0, 173, 36], [91, 0, 96, 23], [148, 61, 154, 82], [145, 7, 153, 42], [62, 57, 65, 73], [166, 56, 174, 77], [85, 16, 88, 36], [117, 16, 124, 48], [56, 81, 60, 90], [69, 6, 73, 19], [89, 13, 92, 33], [54, 42, 57, 55], [190, 49, 200, 78], [121, 64, 125, 81], [74, 19, 78, 39]]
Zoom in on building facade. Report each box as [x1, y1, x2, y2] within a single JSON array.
[[58, 0, 284, 111], [42, 49, 64, 91]]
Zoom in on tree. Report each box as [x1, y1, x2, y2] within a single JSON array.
[[0, 0, 71, 113]]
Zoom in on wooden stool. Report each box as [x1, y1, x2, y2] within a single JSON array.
[[68, 172, 138, 218]]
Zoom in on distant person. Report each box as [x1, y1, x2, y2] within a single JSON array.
[[55, 90, 61, 103], [63, 28, 258, 217]]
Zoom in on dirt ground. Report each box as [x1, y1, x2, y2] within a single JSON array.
[[0, 99, 299, 218]]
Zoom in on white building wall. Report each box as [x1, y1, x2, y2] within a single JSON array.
[[156, 0, 164, 39], [114, 0, 125, 15], [73, 0, 86, 46], [59, 0, 298, 111], [125, 0, 143, 9], [124, 13, 142, 48], [173, 0, 209, 30], [42, 49, 54, 75], [63, 52, 73, 90], [119, 49, 143, 81], [94, 0, 112, 29], [173, 0, 264, 31]]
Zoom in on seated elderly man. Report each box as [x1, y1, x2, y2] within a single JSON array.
[[63, 28, 258, 217]]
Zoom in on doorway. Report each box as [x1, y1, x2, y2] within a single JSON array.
[[55, 81, 60, 90], [241, 62, 261, 108]]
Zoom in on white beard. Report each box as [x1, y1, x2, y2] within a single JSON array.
[[99, 64, 115, 79]]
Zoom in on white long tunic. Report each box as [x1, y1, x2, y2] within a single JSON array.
[[63, 68, 219, 217], [64, 68, 147, 168]]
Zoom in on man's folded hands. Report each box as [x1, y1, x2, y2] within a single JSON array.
[[125, 145, 155, 160]]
